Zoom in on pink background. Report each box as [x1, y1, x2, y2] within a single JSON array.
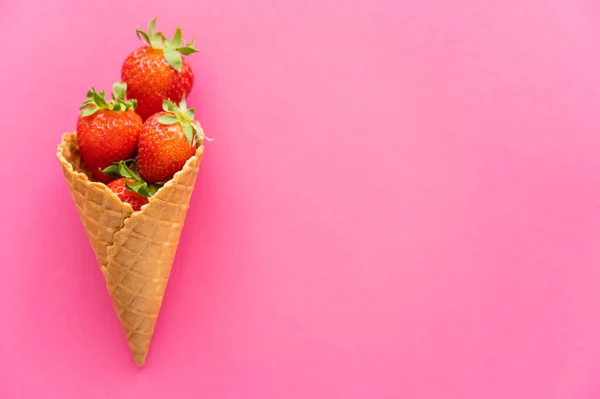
[[1, 0, 600, 398]]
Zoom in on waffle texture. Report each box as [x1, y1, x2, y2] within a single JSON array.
[[57, 132, 204, 366]]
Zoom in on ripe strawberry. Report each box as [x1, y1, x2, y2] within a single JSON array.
[[102, 160, 159, 211], [107, 178, 149, 211], [137, 98, 208, 183], [76, 82, 142, 183], [121, 18, 198, 120]]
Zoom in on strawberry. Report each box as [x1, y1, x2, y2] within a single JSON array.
[[137, 98, 208, 183], [107, 178, 149, 212], [121, 18, 199, 121], [76, 82, 142, 183], [102, 160, 159, 211]]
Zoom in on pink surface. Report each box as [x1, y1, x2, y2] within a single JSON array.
[[1, 0, 600, 398]]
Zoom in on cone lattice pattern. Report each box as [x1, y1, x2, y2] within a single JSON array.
[[57, 132, 204, 366]]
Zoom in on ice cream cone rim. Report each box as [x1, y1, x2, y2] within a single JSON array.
[[57, 132, 205, 214]]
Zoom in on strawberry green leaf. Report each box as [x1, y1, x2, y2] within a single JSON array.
[[80, 105, 99, 117], [125, 180, 150, 197], [137, 184, 150, 197], [192, 121, 203, 134], [162, 100, 178, 113], [118, 162, 138, 180], [149, 32, 162, 48], [79, 99, 94, 109], [92, 91, 108, 108], [148, 17, 157, 36], [171, 26, 183, 48], [158, 115, 179, 125], [113, 82, 127, 100], [126, 159, 139, 172], [136, 29, 150, 44], [177, 46, 199, 56], [147, 18, 164, 49], [183, 124, 194, 146], [101, 164, 121, 177], [164, 48, 183, 72], [136, 17, 161, 47], [148, 183, 160, 196], [192, 122, 208, 145]]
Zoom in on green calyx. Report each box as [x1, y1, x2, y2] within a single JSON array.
[[136, 17, 199, 72], [102, 160, 160, 198], [158, 97, 211, 146], [79, 82, 136, 117]]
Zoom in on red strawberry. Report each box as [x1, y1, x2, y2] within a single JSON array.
[[107, 178, 149, 211], [121, 18, 198, 120], [137, 98, 208, 183], [76, 82, 142, 183], [102, 160, 159, 211]]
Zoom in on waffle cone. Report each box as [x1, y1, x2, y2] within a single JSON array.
[[56, 132, 204, 366]]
